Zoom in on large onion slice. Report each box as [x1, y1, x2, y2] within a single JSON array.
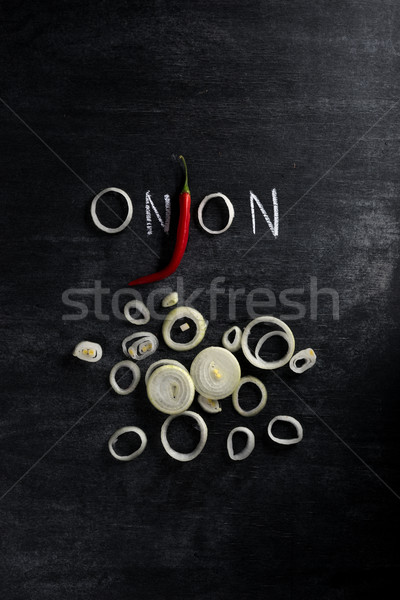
[[190, 346, 241, 400], [147, 364, 195, 414]]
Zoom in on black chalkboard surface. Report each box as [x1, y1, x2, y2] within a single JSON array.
[[1, 1, 399, 598]]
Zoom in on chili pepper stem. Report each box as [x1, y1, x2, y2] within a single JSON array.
[[179, 155, 190, 194]]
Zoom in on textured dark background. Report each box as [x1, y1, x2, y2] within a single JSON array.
[[1, 1, 400, 598]]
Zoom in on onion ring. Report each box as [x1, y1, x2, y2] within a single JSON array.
[[227, 427, 255, 461], [91, 187, 133, 234], [232, 376, 267, 417], [124, 300, 150, 325], [198, 193, 235, 235], [109, 360, 141, 395], [162, 306, 207, 351], [241, 316, 295, 369], [108, 426, 147, 461], [161, 411, 208, 461], [267, 415, 303, 445]]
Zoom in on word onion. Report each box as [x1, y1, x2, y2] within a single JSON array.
[[161, 411, 208, 461], [190, 346, 241, 400], [147, 364, 195, 414], [162, 292, 179, 307], [73, 341, 102, 363]]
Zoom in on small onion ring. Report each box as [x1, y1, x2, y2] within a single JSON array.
[[145, 359, 189, 385], [267, 415, 303, 445], [124, 300, 150, 325], [198, 193, 235, 235], [289, 348, 317, 374], [161, 411, 208, 461], [222, 325, 242, 352], [241, 316, 295, 370], [232, 376, 267, 417], [122, 331, 158, 360], [91, 187, 133, 234], [255, 330, 290, 363], [190, 346, 241, 400], [197, 395, 222, 414], [147, 365, 195, 414], [227, 427, 255, 461], [162, 306, 207, 352], [109, 360, 141, 395], [162, 292, 179, 308], [108, 426, 147, 461]]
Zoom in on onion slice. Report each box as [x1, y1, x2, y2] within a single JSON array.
[[289, 348, 316, 374], [190, 346, 241, 400], [108, 426, 147, 461], [161, 411, 208, 461], [162, 292, 179, 307], [73, 341, 102, 363], [122, 331, 158, 361], [198, 193, 235, 235], [267, 415, 303, 445], [222, 325, 242, 352], [162, 306, 207, 351], [227, 427, 255, 461], [241, 316, 295, 370], [147, 365, 195, 414], [232, 376, 267, 417], [91, 187, 133, 234], [124, 299, 150, 325], [197, 395, 222, 414], [109, 360, 141, 395], [145, 359, 189, 386]]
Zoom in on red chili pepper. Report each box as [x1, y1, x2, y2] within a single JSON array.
[[128, 156, 191, 286]]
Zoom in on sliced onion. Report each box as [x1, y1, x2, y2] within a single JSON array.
[[145, 359, 189, 386], [91, 187, 133, 234], [73, 340, 103, 363], [122, 331, 158, 361], [147, 365, 195, 414], [227, 427, 255, 461], [198, 193, 235, 235], [162, 292, 178, 308], [222, 325, 242, 352], [289, 348, 316, 374], [267, 415, 303, 445], [254, 330, 289, 363], [190, 346, 241, 400], [109, 360, 141, 395], [108, 426, 147, 461], [162, 306, 207, 351], [241, 316, 295, 370], [197, 395, 222, 414], [232, 376, 267, 417], [124, 299, 150, 325], [161, 411, 208, 461]]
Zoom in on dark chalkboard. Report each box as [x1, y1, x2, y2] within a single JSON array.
[[1, 1, 399, 598]]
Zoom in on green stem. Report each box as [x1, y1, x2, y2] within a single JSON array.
[[179, 155, 190, 194]]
